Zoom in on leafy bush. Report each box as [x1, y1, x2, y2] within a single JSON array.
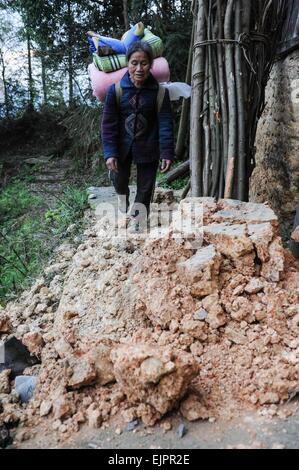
[[0, 179, 42, 222], [0, 180, 88, 304]]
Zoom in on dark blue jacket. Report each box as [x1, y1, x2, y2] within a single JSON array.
[[101, 71, 174, 163]]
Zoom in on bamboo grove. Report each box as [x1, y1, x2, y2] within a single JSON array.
[[189, 0, 287, 201]]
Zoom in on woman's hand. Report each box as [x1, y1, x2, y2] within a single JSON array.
[[160, 159, 172, 174], [106, 157, 118, 172]]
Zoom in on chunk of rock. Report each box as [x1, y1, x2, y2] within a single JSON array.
[[194, 308, 208, 321], [111, 343, 199, 424], [180, 394, 210, 421], [67, 356, 97, 389], [40, 400, 52, 417], [229, 296, 254, 322], [259, 392, 280, 405], [86, 343, 116, 386], [139, 357, 176, 384], [0, 370, 11, 394], [179, 197, 217, 226], [214, 200, 278, 225], [177, 245, 221, 297], [176, 423, 187, 438], [202, 293, 227, 329], [225, 327, 247, 345], [34, 302, 49, 314], [260, 238, 285, 282], [190, 342, 204, 357], [204, 223, 254, 259], [245, 278, 265, 294], [87, 404, 102, 429], [181, 319, 207, 340], [22, 332, 44, 355], [53, 395, 75, 420], [248, 223, 274, 262], [15, 375, 37, 403], [54, 338, 73, 359]]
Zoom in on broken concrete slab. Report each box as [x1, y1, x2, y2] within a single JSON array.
[[214, 200, 278, 226], [204, 223, 254, 258]]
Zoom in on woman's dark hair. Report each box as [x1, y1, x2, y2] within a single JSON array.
[[126, 41, 154, 66]]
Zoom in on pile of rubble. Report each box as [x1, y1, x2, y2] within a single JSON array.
[[0, 195, 298, 445]]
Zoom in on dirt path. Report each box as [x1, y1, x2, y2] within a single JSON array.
[[14, 401, 299, 449]]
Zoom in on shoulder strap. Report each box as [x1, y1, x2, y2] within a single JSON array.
[[157, 85, 166, 113], [115, 82, 165, 112], [115, 81, 122, 108]]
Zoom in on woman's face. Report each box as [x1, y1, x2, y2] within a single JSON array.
[[128, 51, 151, 87]]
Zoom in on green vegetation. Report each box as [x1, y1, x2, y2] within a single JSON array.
[[156, 161, 189, 191], [0, 178, 88, 304], [157, 174, 189, 191]]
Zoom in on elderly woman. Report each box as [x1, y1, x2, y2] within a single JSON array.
[[101, 41, 174, 231]]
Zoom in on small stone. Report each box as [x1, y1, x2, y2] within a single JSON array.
[[126, 420, 139, 431], [53, 396, 73, 420], [81, 259, 91, 268], [122, 407, 138, 423], [0, 370, 11, 394], [67, 357, 97, 389], [73, 411, 86, 424], [190, 342, 204, 357], [160, 420, 172, 432], [245, 278, 265, 294], [52, 420, 61, 430], [22, 332, 44, 354], [115, 428, 122, 435], [259, 392, 280, 405], [194, 309, 208, 321], [233, 285, 245, 296], [180, 394, 210, 421], [209, 417, 216, 423], [87, 406, 102, 429], [88, 442, 98, 449], [225, 327, 247, 345], [169, 319, 179, 333], [59, 424, 68, 433], [63, 311, 79, 320], [40, 400, 52, 417], [15, 376, 37, 403], [176, 423, 187, 438], [34, 303, 48, 314], [54, 338, 73, 358]]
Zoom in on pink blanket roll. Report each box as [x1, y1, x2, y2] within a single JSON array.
[[88, 56, 170, 102]]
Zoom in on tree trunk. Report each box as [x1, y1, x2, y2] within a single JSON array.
[[160, 160, 190, 184], [216, 0, 228, 198], [190, 0, 206, 197], [67, 0, 74, 106], [26, 28, 34, 110], [0, 49, 10, 118], [123, 0, 129, 30], [175, 18, 194, 159], [223, 0, 237, 199], [40, 45, 47, 106], [235, 0, 246, 200], [189, 0, 287, 202]]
